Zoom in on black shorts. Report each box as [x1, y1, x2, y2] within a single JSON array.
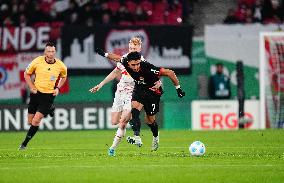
[[132, 90, 161, 116], [28, 91, 55, 117]]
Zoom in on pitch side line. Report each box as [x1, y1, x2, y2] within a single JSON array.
[[0, 164, 278, 170], [1, 146, 284, 151]]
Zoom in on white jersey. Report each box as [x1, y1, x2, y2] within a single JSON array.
[[116, 62, 135, 92], [112, 53, 145, 112]]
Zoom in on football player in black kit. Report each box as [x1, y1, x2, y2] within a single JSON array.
[[98, 50, 185, 152]]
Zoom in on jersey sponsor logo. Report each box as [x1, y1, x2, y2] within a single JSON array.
[[151, 69, 159, 74]]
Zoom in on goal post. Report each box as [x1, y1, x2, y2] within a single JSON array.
[[260, 32, 284, 128]]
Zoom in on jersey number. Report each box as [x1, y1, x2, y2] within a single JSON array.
[[152, 104, 156, 112]]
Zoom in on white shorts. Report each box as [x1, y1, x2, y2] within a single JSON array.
[[111, 90, 132, 112]]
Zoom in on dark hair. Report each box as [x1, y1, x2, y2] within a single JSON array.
[[216, 62, 223, 66], [45, 41, 56, 48], [126, 51, 141, 62]]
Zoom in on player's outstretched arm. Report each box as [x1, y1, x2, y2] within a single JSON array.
[[95, 48, 122, 62], [89, 68, 120, 93], [160, 68, 185, 98]]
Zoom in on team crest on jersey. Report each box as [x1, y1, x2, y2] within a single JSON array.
[[137, 77, 146, 85], [121, 70, 128, 75]]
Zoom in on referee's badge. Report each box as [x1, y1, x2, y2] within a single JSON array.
[[50, 75, 56, 81]]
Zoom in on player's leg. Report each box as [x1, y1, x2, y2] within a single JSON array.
[[127, 101, 143, 146], [19, 93, 54, 150], [28, 113, 34, 125], [111, 91, 123, 125], [108, 91, 126, 156], [144, 97, 160, 151], [145, 115, 159, 151], [19, 111, 44, 149], [108, 113, 129, 156], [111, 112, 122, 125], [109, 110, 130, 149], [19, 93, 37, 150]]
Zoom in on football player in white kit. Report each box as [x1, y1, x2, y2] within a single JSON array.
[[89, 37, 160, 156]]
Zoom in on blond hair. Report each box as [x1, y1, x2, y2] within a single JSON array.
[[129, 37, 142, 46]]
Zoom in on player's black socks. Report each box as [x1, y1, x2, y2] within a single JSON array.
[[147, 122, 159, 137], [130, 108, 141, 136], [22, 125, 39, 146]]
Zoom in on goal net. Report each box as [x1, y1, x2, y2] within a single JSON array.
[[260, 32, 284, 128]]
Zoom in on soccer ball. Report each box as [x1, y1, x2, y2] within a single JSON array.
[[189, 141, 206, 156]]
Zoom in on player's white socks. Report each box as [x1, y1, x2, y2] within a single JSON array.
[[110, 128, 126, 149]]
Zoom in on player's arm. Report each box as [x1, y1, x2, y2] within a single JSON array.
[[24, 59, 38, 94], [89, 68, 121, 93], [24, 72, 37, 94], [149, 80, 162, 91], [159, 68, 185, 98], [95, 48, 122, 62], [53, 77, 67, 96], [56, 77, 67, 89], [54, 64, 68, 96]]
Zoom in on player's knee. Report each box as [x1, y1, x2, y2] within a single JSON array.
[[111, 120, 119, 125], [145, 115, 156, 124], [28, 120, 32, 125], [31, 116, 43, 126], [119, 117, 129, 125], [119, 122, 127, 129], [31, 120, 40, 126]]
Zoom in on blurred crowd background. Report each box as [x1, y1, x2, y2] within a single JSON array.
[[0, 0, 283, 28], [0, 0, 191, 27]]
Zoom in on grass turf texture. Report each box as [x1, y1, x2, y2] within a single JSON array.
[[0, 130, 283, 183]]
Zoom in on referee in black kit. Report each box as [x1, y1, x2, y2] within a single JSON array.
[[97, 50, 185, 151]]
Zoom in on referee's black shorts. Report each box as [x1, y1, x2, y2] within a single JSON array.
[[132, 89, 161, 116], [28, 91, 55, 116]]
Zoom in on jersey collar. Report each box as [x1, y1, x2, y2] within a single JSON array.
[[45, 57, 56, 64]]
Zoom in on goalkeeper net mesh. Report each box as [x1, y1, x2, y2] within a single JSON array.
[[263, 33, 284, 128]]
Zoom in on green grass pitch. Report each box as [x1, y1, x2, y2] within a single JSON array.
[[0, 129, 283, 183]]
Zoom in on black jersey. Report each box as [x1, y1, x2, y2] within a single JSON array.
[[123, 61, 163, 96]]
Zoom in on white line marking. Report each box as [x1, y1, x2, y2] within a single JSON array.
[[0, 164, 278, 170], [1, 146, 284, 151]]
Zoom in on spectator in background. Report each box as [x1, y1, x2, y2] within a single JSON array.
[[0, 0, 190, 26], [235, 3, 248, 23], [208, 63, 231, 100], [64, 0, 80, 25], [224, 8, 239, 24], [252, 0, 264, 22], [135, 5, 149, 22], [18, 14, 28, 27], [117, 3, 134, 24], [244, 7, 257, 23], [99, 2, 114, 24], [101, 13, 112, 25]]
